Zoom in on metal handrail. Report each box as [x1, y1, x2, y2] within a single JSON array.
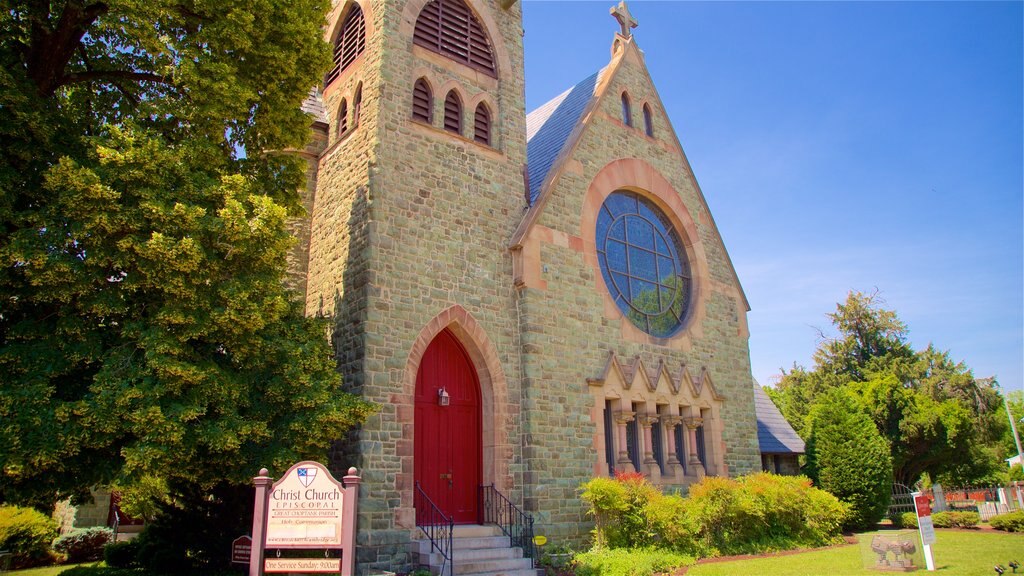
[[479, 484, 537, 567], [415, 482, 453, 576]]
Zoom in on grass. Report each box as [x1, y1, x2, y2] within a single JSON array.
[[2, 564, 99, 576], [686, 530, 1024, 576]]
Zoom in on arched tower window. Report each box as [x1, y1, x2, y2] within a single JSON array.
[[621, 92, 632, 127], [326, 4, 366, 86], [338, 98, 349, 135], [643, 103, 654, 137], [444, 90, 462, 134], [414, 0, 496, 77], [353, 83, 363, 127], [473, 102, 491, 145], [412, 78, 433, 123]]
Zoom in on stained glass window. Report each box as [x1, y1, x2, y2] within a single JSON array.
[[596, 190, 691, 338]]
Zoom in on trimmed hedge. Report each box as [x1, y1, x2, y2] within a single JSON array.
[[0, 505, 58, 569], [895, 510, 979, 529], [53, 527, 113, 562], [989, 510, 1024, 532], [933, 511, 979, 528]]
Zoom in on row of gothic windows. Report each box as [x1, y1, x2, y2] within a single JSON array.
[[336, 83, 363, 137], [602, 400, 708, 478], [621, 92, 655, 138], [326, 0, 497, 88], [412, 78, 493, 146]]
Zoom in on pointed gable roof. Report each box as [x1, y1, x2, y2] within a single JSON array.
[[525, 67, 607, 204], [753, 382, 805, 455], [301, 86, 328, 126]]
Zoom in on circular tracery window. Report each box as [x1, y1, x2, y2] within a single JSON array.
[[596, 190, 691, 338]]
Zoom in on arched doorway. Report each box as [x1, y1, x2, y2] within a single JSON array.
[[414, 328, 482, 523]]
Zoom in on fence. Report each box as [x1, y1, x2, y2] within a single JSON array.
[[889, 482, 1024, 521]]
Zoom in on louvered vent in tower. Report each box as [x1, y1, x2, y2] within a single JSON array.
[[326, 5, 366, 86], [414, 0, 496, 77]]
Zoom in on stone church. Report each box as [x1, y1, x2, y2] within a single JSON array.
[[289, 0, 769, 571]]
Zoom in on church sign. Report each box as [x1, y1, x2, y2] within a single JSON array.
[[248, 462, 361, 576], [266, 462, 344, 547]]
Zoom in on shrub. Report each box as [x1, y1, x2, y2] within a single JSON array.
[[804, 389, 892, 530], [931, 511, 979, 528], [579, 472, 847, 558], [103, 539, 141, 568], [53, 527, 113, 562], [684, 473, 847, 556], [573, 547, 694, 576], [0, 505, 58, 569], [899, 512, 918, 529], [989, 510, 1024, 532]]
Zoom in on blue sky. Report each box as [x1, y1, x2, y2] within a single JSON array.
[[522, 1, 1024, 395]]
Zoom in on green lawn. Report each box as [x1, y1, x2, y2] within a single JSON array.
[[2, 564, 99, 576], [686, 530, 1023, 576]]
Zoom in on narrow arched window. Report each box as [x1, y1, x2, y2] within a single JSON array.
[[412, 78, 432, 123], [444, 90, 462, 134], [643, 103, 654, 137], [473, 102, 490, 145], [326, 4, 366, 86], [338, 98, 349, 135], [353, 83, 363, 127], [621, 92, 632, 127], [414, 0, 496, 77]]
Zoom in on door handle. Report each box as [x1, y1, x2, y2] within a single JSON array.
[[439, 473, 452, 479]]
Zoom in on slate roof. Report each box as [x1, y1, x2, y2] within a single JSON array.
[[754, 382, 805, 455], [301, 87, 328, 125], [525, 67, 607, 205]]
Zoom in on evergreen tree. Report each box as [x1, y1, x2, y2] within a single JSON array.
[[804, 388, 892, 530]]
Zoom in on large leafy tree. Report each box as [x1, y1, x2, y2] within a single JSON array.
[[0, 0, 374, 507], [768, 290, 1003, 486]]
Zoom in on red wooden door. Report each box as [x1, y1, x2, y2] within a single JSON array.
[[415, 329, 481, 523]]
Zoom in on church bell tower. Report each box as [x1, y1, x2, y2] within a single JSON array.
[[301, 0, 528, 570]]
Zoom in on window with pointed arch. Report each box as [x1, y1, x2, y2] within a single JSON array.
[[444, 90, 462, 135], [412, 78, 432, 123], [414, 0, 496, 77], [338, 98, 349, 135], [473, 102, 491, 145], [353, 83, 363, 128], [643, 103, 654, 137], [326, 3, 366, 86], [596, 190, 691, 338], [621, 92, 632, 127]]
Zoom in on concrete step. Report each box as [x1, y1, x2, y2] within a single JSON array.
[[414, 535, 511, 555], [452, 525, 502, 538], [419, 544, 523, 566], [453, 556, 534, 575], [413, 524, 538, 576]]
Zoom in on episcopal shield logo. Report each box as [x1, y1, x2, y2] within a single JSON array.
[[296, 467, 317, 487]]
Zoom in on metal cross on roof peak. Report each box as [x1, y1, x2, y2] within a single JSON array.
[[610, 0, 638, 39]]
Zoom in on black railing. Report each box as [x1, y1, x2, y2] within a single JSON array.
[[415, 482, 453, 576], [479, 485, 537, 567]]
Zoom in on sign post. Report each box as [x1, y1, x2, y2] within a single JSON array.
[[249, 462, 360, 576], [912, 492, 936, 571]]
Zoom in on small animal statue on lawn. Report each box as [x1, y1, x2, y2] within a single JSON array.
[[870, 534, 918, 572]]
